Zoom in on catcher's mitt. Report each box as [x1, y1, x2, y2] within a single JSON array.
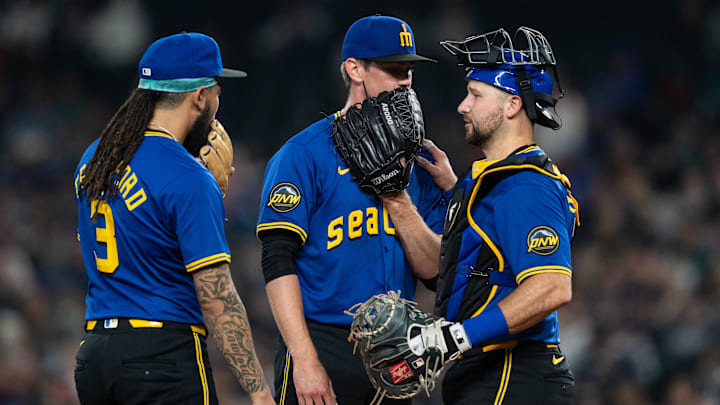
[[332, 87, 425, 195], [346, 291, 446, 405], [199, 119, 233, 197]]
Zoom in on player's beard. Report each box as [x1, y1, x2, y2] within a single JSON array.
[[183, 104, 213, 156], [466, 106, 504, 147]]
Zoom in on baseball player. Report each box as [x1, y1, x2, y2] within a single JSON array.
[[256, 15, 454, 405], [73, 33, 274, 405], [407, 27, 579, 404]]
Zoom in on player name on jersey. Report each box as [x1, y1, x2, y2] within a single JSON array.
[[74, 164, 147, 212]]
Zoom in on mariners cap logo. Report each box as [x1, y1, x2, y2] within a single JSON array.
[[267, 182, 301, 212], [399, 24, 413, 47], [527, 226, 559, 255]]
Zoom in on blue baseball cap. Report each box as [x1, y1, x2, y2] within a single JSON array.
[[341, 15, 436, 63], [138, 32, 246, 93]]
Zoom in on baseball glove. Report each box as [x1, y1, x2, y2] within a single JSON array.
[[199, 119, 233, 197], [346, 291, 446, 405], [332, 87, 425, 195]]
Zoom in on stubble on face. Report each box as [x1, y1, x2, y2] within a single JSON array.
[[466, 105, 504, 147]]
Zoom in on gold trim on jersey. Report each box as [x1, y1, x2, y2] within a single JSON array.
[[185, 253, 231, 272], [515, 145, 541, 154], [467, 159, 567, 320], [144, 130, 175, 140], [256, 222, 308, 244], [515, 266, 572, 284]]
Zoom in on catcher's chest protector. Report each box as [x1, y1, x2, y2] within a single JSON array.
[[434, 155, 565, 320]]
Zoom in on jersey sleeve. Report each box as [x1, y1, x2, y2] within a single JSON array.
[[492, 178, 573, 284], [165, 171, 231, 272], [256, 141, 315, 244], [410, 149, 447, 235]]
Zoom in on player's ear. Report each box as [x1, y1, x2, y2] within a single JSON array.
[[345, 58, 365, 84], [505, 94, 524, 119], [189, 86, 207, 112]]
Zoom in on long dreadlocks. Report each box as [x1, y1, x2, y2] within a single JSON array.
[[79, 88, 188, 207]]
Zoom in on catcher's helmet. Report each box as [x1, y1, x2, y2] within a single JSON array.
[[441, 27, 564, 129]]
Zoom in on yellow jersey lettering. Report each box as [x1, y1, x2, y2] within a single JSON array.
[[366, 207, 378, 235], [117, 165, 131, 187], [113, 165, 147, 211], [327, 216, 343, 250], [268, 194, 281, 205], [348, 210, 363, 239], [327, 206, 395, 250], [74, 164, 87, 198], [119, 173, 138, 199], [90, 201, 119, 273], [383, 202, 395, 235], [125, 189, 147, 211]]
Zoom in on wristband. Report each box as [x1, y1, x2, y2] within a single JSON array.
[[462, 305, 509, 346]]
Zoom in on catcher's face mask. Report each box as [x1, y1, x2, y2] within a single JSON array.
[[441, 27, 564, 130]]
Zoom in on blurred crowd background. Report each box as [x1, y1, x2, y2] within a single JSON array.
[[1, 0, 719, 404]]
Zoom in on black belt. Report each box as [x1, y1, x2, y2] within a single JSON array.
[[85, 318, 206, 336]]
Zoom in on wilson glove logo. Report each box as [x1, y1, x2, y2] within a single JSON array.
[[371, 169, 400, 186], [526, 226, 559, 255], [267, 183, 301, 212]]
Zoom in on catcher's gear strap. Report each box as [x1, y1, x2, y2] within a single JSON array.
[[260, 229, 302, 283], [435, 151, 568, 319], [515, 67, 561, 129]]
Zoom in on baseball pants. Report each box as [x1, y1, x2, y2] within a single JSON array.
[[74, 319, 217, 405], [442, 341, 575, 405], [274, 319, 411, 405]]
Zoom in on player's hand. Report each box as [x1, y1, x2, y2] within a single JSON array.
[[416, 139, 457, 192], [293, 357, 337, 405], [408, 319, 472, 363], [379, 189, 412, 206]]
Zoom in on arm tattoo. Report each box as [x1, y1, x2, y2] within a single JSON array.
[[193, 263, 268, 394]]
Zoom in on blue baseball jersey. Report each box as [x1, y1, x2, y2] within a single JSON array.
[[74, 130, 230, 324], [257, 114, 446, 325], [448, 146, 579, 343]]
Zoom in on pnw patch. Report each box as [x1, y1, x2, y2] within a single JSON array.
[[267, 183, 301, 212], [527, 226, 559, 255]]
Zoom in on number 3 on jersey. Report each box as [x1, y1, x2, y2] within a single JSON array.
[[90, 201, 119, 273]]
